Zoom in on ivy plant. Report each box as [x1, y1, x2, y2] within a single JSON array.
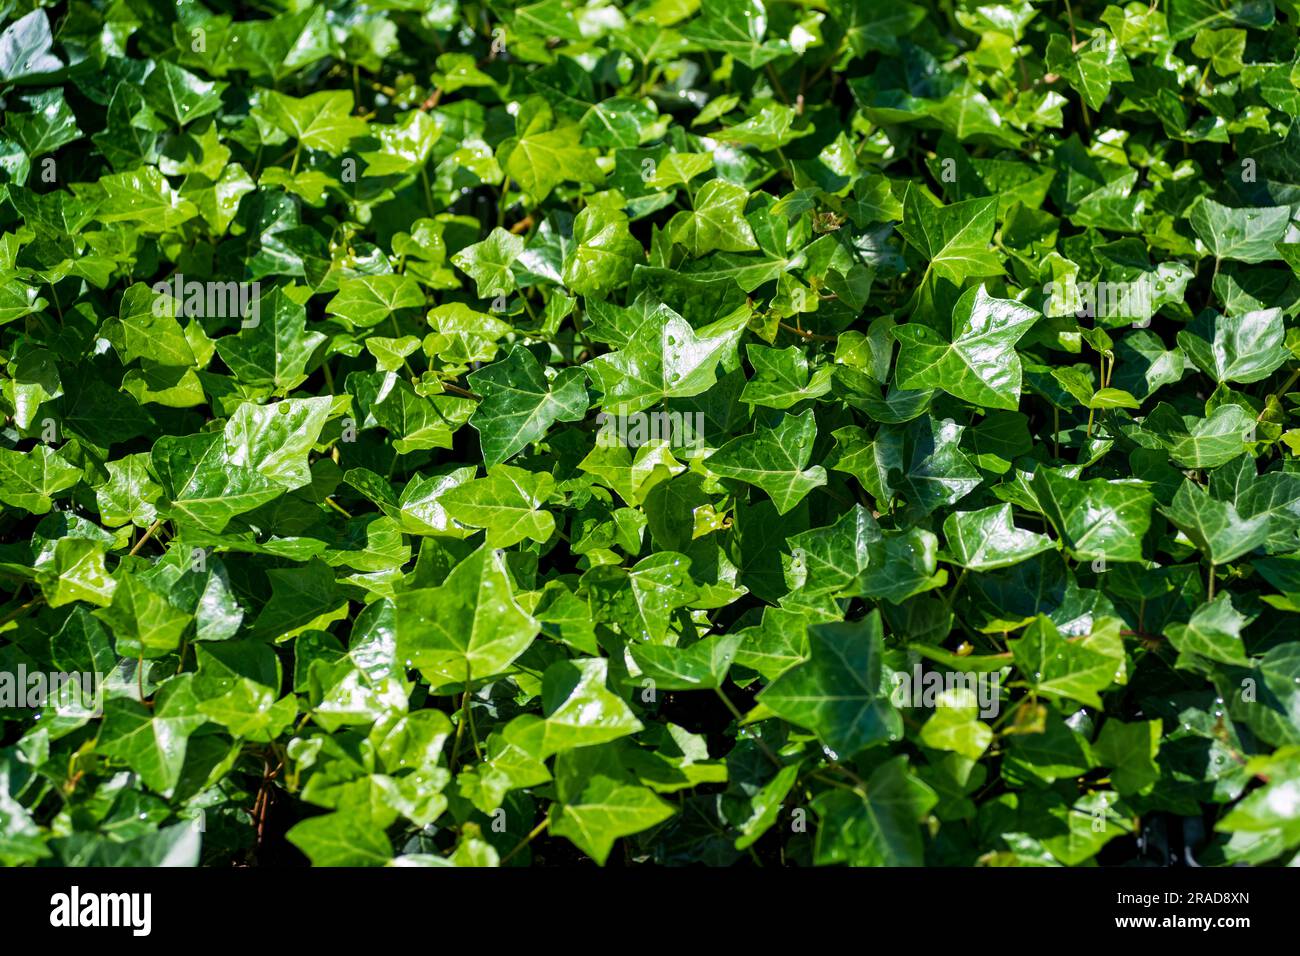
[[2, 0, 1300, 868]]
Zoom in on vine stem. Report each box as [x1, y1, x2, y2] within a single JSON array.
[[778, 322, 836, 342], [441, 382, 481, 400], [0, 595, 43, 627], [713, 687, 783, 769], [420, 163, 436, 218], [944, 568, 968, 612], [129, 518, 164, 556], [1257, 367, 1300, 422]]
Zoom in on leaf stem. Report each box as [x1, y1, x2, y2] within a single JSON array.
[[778, 322, 836, 342], [714, 686, 783, 768], [0, 594, 44, 627], [129, 519, 164, 557], [420, 162, 436, 218], [441, 381, 481, 400], [1257, 366, 1300, 422], [945, 568, 968, 612], [500, 817, 549, 865]]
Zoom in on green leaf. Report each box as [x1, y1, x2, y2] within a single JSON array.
[[224, 397, 333, 491], [439, 465, 556, 548], [1164, 593, 1251, 666], [1045, 31, 1132, 111], [895, 285, 1038, 410], [498, 125, 603, 202], [1092, 720, 1161, 795], [898, 188, 1003, 283], [1010, 616, 1125, 708], [1032, 468, 1153, 563], [549, 774, 675, 865], [0, 10, 62, 82], [681, 0, 790, 69], [468, 346, 588, 468], [812, 757, 937, 866], [257, 90, 367, 155], [707, 410, 828, 515], [669, 179, 758, 257], [325, 275, 425, 329], [944, 503, 1055, 571], [98, 677, 207, 794], [0, 445, 81, 514], [1162, 479, 1270, 564], [213, 287, 326, 391], [144, 61, 228, 127], [451, 227, 526, 299], [1190, 199, 1292, 263], [1176, 308, 1291, 385], [152, 432, 282, 533], [527, 657, 643, 754], [563, 205, 644, 297], [396, 543, 540, 689], [586, 302, 746, 414], [758, 611, 903, 757], [739, 344, 833, 409]]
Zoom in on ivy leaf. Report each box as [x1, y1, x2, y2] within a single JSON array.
[[944, 503, 1056, 571], [469, 346, 588, 469], [758, 611, 903, 757], [90, 167, 199, 231], [1164, 593, 1251, 666], [498, 125, 603, 202], [668, 179, 759, 257], [7, 90, 81, 158], [586, 302, 746, 414], [0, 445, 81, 514], [1045, 32, 1132, 111], [325, 275, 425, 329], [439, 465, 556, 548], [257, 90, 367, 154], [739, 343, 833, 409], [549, 774, 675, 865], [1010, 616, 1124, 708], [151, 432, 283, 533], [531, 657, 644, 754], [1162, 479, 1271, 565], [898, 188, 1003, 283], [452, 227, 526, 299], [144, 61, 228, 127], [0, 10, 62, 82], [1176, 308, 1291, 384], [224, 396, 333, 491], [833, 417, 981, 518], [629, 633, 742, 691], [894, 285, 1038, 410], [562, 205, 644, 297], [395, 544, 540, 689], [707, 410, 828, 515], [97, 677, 207, 794], [1092, 720, 1161, 795], [812, 757, 937, 866], [681, 0, 790, 69], [1190, 198, 1292, 263], [213, 287, 326, 391], [1032, 468, 1153, 563]]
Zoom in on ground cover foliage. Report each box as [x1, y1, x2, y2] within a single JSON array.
[[2, 0, 1300, 867]]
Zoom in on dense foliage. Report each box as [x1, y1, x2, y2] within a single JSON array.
[[2, 0, 1300, 868]]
